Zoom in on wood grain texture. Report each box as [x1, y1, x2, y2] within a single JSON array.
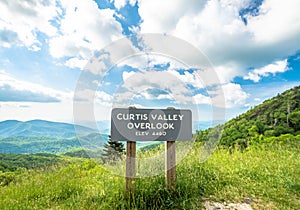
[[165, 141, 176, 191], [126, 141, 136, 193]]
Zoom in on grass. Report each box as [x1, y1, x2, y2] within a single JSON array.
[[0, 142, 299, 209]]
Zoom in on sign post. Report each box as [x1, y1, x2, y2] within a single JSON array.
[[126, 141, 136, 193], [165, 140, 176, 190], [165, 107, 176, 190], [111, 107, 192, 193]]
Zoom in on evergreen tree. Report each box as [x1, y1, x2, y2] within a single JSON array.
[[102, 135, 125, 164]]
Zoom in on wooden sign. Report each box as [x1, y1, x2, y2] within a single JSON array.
[[111, 108, 192, 141], [111, 108, 192, 193]]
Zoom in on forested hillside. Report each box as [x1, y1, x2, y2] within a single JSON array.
[[0, 120, 109, 154], [0, 153, 64, 173], [197, 85, 300, 147], [0, 133, 108, 154]]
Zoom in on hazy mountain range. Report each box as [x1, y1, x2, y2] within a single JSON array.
[[1, 85, 298, 155], [0, 120, 108, 154], [0, 120, 96, 138], [0, 119, 219, 154]]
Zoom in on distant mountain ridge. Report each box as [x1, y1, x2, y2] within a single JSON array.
[[0, 120, 108, 154], [0, 120, 96, 138], [2, 85, 299, 154]]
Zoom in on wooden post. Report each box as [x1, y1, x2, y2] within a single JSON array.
[[166, 107, 176, 190], [126, 141, 136, 193], [165, 141, 176, 190], [125, 105, 137, 194]]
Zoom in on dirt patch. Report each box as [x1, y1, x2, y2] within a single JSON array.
[[203, 201, 253, 210]]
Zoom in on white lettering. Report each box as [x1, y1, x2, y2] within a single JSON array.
[[135, 131, 149, 136], [151, 114, 157, 120], [129, 114, 135, 120], [127, 123, 134, 129], [156, 123, 162, 129], [168, 123, 174, 129], [127, 122, 175, 130], [163, 123, 169, 129], [117, 113, 123, 120], [143, 114, 148, 120], [145, 123, 150, 129]]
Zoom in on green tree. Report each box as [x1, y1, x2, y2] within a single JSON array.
[[289, 110, 300, 131], [248, 125, 258, 137], [102, 135, 125, 164], [255, 121, 266, 135]]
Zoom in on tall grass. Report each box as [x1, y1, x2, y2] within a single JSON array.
[[0, 143, 299, 209]]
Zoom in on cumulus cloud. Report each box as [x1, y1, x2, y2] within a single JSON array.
[[0, 29, 19, 48], [138, 0, 206, 33], [243, 59, 289, 82], [193, 93, 211, 105], [65, 57, 89, 70], [116, 70, 193, 105], [138, 0, 300, 83], [114, 0, 137, 10], [208, 83, 249, 108], [247, 0, 300, 44], [0, 71, 71, 103], [0, 0, 58, 50], [118, 54, 176, 69], [73, 88, 113, 107], [118, 70, 247, 108], [0, 85, 60, 103], [49, 0, 123, 68], [0, 0, 124, 69]]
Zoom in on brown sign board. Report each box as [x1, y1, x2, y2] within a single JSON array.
[[111, 108, 192, 141]]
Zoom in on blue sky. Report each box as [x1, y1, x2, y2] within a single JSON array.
[[0, 0, 299, 125]]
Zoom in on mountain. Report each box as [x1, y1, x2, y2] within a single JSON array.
[[197, 85, 300, 147], [96, 120, 110, 134], [0, 133, 108, 154], [0, 120, 109, 154], [0, 120, 96, 138]]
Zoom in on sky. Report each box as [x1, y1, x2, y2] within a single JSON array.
[[0, 0, 300, 126]]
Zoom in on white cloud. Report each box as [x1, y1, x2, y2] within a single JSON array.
[[117, 54, 187, 70], [0, 101, 74, 123], [65, 57, 89, 70], [0, 0, 58, 50], [193, 93, 211, 105], [0, 70, 71, 102], [74, 88, 113, 107], [114, 0, 137, 10], [254, 98, 261, 102], [122, 71, 136, 81], [138, 0, 206, 33], [49, 0, 123, 63], [78, 37, 141, 75], [124, 69, 205, 89], [137, 0, 300, 85], [120, 70, 248, 108], [121, 56, 207, 89], [0, 0, 124, 68], [243, 59, 289, 82], [96, 91, 113, 107], [209, 83, 249, 108], [167, 70, 205, 89], [247, 0, 300, 44], [118, 70, 194, 105], [213, 63, 244, 84]]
